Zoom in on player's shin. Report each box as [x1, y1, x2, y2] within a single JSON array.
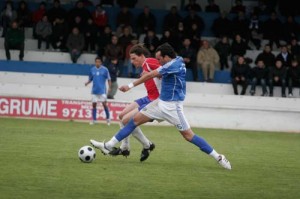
[[132, 127, 151, 149], [190, 135, 214, 154], [106, 118, 137, 149], [92, 108, 97, 121]]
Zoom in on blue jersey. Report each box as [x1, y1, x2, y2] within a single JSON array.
[[89, 65, 111, 95], [157, 56, 186, 101]]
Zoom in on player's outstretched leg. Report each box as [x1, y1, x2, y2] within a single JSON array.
[[131, 127, 155, 162], [90, 118, 138, 155], [191, 135, 231, 170]]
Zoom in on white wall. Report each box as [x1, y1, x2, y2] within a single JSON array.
[[1, 71, 300, 133]]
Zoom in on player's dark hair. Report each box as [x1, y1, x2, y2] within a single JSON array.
[[129, 44, 151, 58], [95, 56, 102, 62], [155, 43, 176, 59]]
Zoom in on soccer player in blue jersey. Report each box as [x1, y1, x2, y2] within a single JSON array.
[[85, 57, 112, 125], [90, 43, 231, 169]]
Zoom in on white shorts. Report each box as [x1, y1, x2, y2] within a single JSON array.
[[140, 99, 190, 131], [92, 94, 107, 103]]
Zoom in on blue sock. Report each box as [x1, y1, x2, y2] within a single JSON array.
[[104, 106, 110, 119], [190, 135, 213, 154], [92, 108, 96, 121], [115, 118, 136, 141]]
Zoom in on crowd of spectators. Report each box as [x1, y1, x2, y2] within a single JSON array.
[[1, 0, 300, 97]]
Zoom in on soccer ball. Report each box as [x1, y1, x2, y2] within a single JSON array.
[[78, 145, 96, 163]]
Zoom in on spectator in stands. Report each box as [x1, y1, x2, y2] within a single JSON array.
[[287, 59, 300, 97], [253, 0, 272, 15], [187, 22, 201, 50], [4, 21, 24, 61], [66, 27, 85, 63], [185, 0, 202, 12], [231, 34, 249, 67], [97, 25, 112, 59], [68, 0, 91, 25], [143, 29, 160, 56], [116, 0, 138, 8], [35, 15, 52, 50], [70, 16, 85, 33], [104, 35, 123, 66], [32, 2, 47, 25], [107, 58, 120, 99], [211, 11, 232, 38], [116, 6, 133, 36], [230, 0, 246, 14], [162, 6, 182, 34], [282, 15, 300, 44], [16, 1, 31, 28], [276, 45, 293, 68], [179, 37, 198, 81], [47, 0, 67, 23], [290, 38, 300, 61], [136, 6, 156, 37], [205, 0, 220, 13], [183, 8, 205, 38], [255, 44, 275, 68], [173, 21, 186, 51], [249, 60, 268, 96], [231, 56, 251, 95], [159, 30, 176, 50], [1, 1, 17, 37], [231, 11, 249, 41], [215, 36, 231, 70], [118, 25, 135, 55], [268, 59, 287, 97], [125, 37, 140, 78], [262, 12, 283, 50], [92, 4, 108, 32], [247, 13, 263, 50], [197, 40, 220, 82], [50, 17, 68, 51], [83, 17, 97, 52]]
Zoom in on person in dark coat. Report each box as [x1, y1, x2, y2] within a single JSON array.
[[231, 56, 251, 95], [255, 44, 275, 68], [249, 60, 269, 96], [268, 59, 287, 97], [214, 36, 231, 70], [287, 59, 300, 97]]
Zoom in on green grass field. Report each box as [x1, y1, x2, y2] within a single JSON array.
[[0, 117, 299, 199]]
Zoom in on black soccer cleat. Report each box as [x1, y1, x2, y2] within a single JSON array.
[[109, 147, 130, 158], [140, 143, 155, 162]]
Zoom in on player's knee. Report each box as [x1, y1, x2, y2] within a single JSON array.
[[180, 130, 194, 141]]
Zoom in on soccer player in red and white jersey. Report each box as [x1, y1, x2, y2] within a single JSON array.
[[109, 44, 161, 162]]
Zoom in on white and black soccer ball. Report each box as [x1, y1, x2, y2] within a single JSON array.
[[78, 145, 96, 163]]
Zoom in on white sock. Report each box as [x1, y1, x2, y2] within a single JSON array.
[[120, 137, 130, 150], [119, 121, 130, 150], [105, 136, 119, 150], [209, 149, 220, 161], [132, 126, 151, 149]]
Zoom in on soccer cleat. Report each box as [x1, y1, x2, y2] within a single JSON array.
[[140, 143, 155, 162], [109, 147, 130, 157], [106, 118, 111, 126], [90, 139, 111, 155], [288, 93, 293, 98], [218, 154, 232, 170], [89, 120, 96, 125]]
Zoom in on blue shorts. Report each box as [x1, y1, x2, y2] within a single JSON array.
[[135, 96, 152, 111]]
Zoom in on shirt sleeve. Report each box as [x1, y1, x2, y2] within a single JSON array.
[[157, 60, 181, 75]]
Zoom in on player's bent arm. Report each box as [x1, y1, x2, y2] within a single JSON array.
[[107, 79, 112, 91], [132, 69, 160, 87], [119, 70, 160, 92], [85, 80, 92, 86]]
